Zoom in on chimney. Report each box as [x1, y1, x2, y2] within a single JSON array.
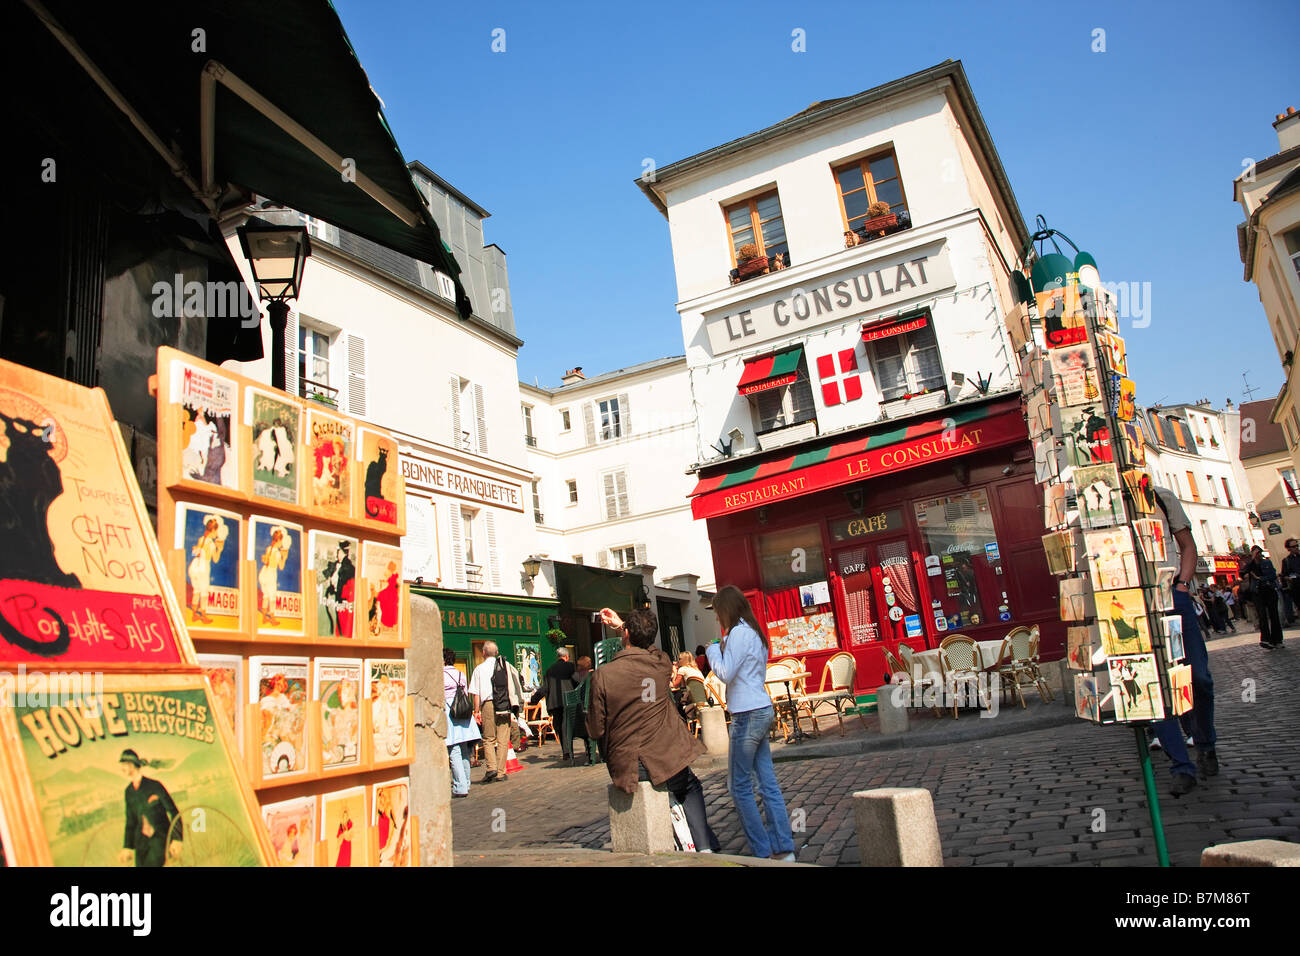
[[1275, 106, 1300, 152], [561, 366, 585, 386]]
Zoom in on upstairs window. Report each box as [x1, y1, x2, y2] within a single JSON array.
[[835, 150, 909, 238], [1281, 469, 1300, 506], [521, 404, 536, 447], [867, 322, 944, 401], [1285, 226, 1300, 283], [724, 191, 789, 267]]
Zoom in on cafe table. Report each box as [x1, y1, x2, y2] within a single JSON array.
[[764, 671, 811, 743]]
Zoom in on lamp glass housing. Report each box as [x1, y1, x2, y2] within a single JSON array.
[[238, 223, 310, 302]]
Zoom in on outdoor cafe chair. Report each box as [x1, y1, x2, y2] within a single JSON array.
[[798, 651, 867, 735], [524, 700, 559, 748], [765, 662, 799, 740], [683, 675, 711, 737], [883, 646, 941, 717], [1008, 626, 1053, 703], [984, 635, 1025, 709], [938, 634, 984, 719]]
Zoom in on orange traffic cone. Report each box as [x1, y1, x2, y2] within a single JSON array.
[[505, 746, 523, 774]]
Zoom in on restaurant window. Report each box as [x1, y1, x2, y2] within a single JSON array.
[[756, 525, 836, 658], [834, 149, 909, 235], [914, 490, 1011, 629], [752, 364, 817, 434], [724, 190, 790, 266], [868, 321, 945, 401]]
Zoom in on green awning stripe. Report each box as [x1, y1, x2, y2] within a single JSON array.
[[769, 348, 803, 377]]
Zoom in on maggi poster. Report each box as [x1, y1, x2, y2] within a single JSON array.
[[0, 359, 183, 668]]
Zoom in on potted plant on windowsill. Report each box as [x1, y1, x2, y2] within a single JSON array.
[[307, 390, 338, 409], [733, 242, 770, 282], [545, 627, 568, 647], [859, 200, 898, 240]]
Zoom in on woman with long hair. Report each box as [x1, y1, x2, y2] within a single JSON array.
[[706, 586, 796, 861]]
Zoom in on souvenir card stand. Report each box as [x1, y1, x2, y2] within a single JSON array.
[[1009, 256, 1181, 866], [153, 347, 413, 866]]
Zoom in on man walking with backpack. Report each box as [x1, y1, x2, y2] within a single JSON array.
[[469, 642, 525, 783]]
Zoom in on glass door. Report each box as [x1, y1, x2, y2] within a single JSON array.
[[872, 537, 925, 646]]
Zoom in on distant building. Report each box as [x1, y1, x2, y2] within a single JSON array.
[[1237, 397, 1300, 558]]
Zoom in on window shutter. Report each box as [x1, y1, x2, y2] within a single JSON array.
[[618, 392, 630, 437], [603, 472, 617, 521], [474, 383, 488, 454], [344, 332, 367, 417], [284, 310, 299, 397], [634, 542, 647, 566], [449, 503, 464, 586], [597, 550, 608, 568], [583, 403, 596, 445], [616, 470, 629, 517], [449, 377, 462, 446], [485, 511, 501, 590]]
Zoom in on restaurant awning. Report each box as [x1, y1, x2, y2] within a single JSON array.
[[861, 309, 930, 343], [689, 397, 1026, 520], [737, 346, 804, 395], [15, 0, 473, 319]]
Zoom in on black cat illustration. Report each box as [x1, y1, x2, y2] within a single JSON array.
[[0, 409, 78, 656], [364, 447, 389, 517]]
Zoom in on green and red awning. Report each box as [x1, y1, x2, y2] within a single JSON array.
[[689, 398, 1026, 519], [737, 346, 803, 395]]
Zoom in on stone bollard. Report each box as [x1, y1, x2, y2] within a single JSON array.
[[852, 788, 943, 866], [408, 594, 451, 866], [1201, 840, 1300, 867], [700, 706, 728, 754], [875, 683, 909, 735], [608, 782, 675, 853]]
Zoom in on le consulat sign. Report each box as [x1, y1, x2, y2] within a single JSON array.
[[705, 242, 955, 355]]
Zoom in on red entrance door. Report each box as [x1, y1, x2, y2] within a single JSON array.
[[834, 536, 927, 651]]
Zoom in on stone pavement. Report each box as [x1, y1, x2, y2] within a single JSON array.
[[450, 631, 1300, 866]]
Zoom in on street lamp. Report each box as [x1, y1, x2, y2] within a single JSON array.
[[522, 556, 542, 581], [237, 220, 311, 392]]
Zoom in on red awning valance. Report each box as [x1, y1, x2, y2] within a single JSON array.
[[737, 346, 803, 395], [862, 312, 928, 343]]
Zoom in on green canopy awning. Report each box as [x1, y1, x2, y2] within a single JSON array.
[[16, 0, 473, 318]]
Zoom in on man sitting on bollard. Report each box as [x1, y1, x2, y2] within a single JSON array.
[[588, 607, 721, 852]]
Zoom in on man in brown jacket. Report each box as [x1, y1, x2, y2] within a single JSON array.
[[588, 607, 720, 852]]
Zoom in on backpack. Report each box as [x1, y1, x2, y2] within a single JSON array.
[[449, 670, 473, 721]]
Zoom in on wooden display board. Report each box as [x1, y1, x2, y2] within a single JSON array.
[[153, 347, 413, 867], [0, 357, 274, 866]]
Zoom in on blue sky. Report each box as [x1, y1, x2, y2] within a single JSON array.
[[334, 0, 1298, 408]]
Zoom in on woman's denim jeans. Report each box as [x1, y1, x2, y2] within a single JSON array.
[[727, 705, 795, 857], [448, 742, 472, 795]]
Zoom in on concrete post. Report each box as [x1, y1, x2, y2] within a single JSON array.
[[700, 706, 728, 754], [875, 683, 909, 735], [852, 788, 943, 866], [407, 594, 452, 866], [1201, 840, 1300, 867], [608, 782, 675, 853]]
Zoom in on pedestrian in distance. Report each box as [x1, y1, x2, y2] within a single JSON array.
[[1281, 538, 1300, 626], [706, 586, 797, 861], [468, 641, 525, 783], [443, 648, 480, 798], [530, 646, 576, 759], [1243, 546, 1285, 649]]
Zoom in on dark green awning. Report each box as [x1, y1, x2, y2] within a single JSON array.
[[19, 0, 473, 318]]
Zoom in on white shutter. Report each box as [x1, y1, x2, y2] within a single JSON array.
[[618, 392, 630, 437], [485, 511, 501, 590], [449, 377, 462, 447], [344, 332, 367, 418], [603, 472, 617, 521], [474, 383, 488, 454], [449, 503, 464, 587], [284, 310, 299, 397], [634, 542, 647, 566], [583, 402, 596, 445], [597, 550, 608, 568], [616, 470, 629, 517]]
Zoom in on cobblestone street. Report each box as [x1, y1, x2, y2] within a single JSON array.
[[451, 635, 1300, 866]]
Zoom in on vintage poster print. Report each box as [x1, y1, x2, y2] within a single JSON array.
[[310, 530, 359, 640], [1059, 576, 1093, 621], [1114, 377, 1137, 422], [321, 787, 368, 868], [1037, 285, 1087, 348], [1061, 404, 1112, 467], [1032, 435, 1058, 483], [1109, 654, 1163, 722], [1119, 421, 1146, 467], [1124, 470, 1158, 515], [1049, 344, 1102, 407], [0, 358, 182, 668], [307, 410, 353, 519], [1074, 672, 1100, 722], [0, 799, 12, 866], [1096, 331, 1128, 376], [248, 387, 299, 504], [263, 796, 316, 867], [315, 658, 361, 770], [1087, 284, 1120, 334], [249, 657, 310, 778], [1041, 530, 1077, 576], [357, 427, 399, 525], [1044, 482, 1076, 528], [366, 659, 408, 761], [4, 673, 266, 866], [1074, 463, 1126, 529], [1067, 624, 1103, 671], [197, 653, 244, 754], [361, 541, 403, 640], [1025, 390, 1052, 438], [1085, 526, 1141, 591], [1168, 664, 1193, 716], [1155, 567, 1175, 611], [1134, 518, 1168, 563], [249, 517, 304, 636], [176, 504, 242, 632], [516, 642, 542, 693], [171, 359, 237, 489], [373, 778, 412, 867], [1098, 588, 1153, 657], [1163, 614, 1185, 663]]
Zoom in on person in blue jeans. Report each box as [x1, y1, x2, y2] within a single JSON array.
[[1153, 489, 1218, 796], [443, 648, 481, 797], [706, 586, 797, 861]]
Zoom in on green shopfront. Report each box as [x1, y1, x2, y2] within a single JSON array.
[[413, 587, 560, 696]]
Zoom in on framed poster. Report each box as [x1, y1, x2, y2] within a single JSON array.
[[176, 504, 243, 634], [306, 409, 353, 520], [249, 657, 310, 779], [1060, 404, 1112, 468], [0, 672, 269, 866], [372, 777, 412, 867], [1074, 463, 1126, 530], [515, 642, 542, 694], [1162, 614, 1185, 663], [170, 359, 239, 491], [314, 657, 362, 770], [365, 659, 408, 762], [356, 427, 400, 528], [309, 530, 359, 640], [198, 653, 245, 754], [262, 795, 316, 867], [1085, 526, 1141, 591], [1048, 344, 1102, 407], [360, 541, 404, 640], [1168, 664, 1193, 716], [247, 386, 300, 505], [249, 516, 304, 637], [321, 786, 368, 868]]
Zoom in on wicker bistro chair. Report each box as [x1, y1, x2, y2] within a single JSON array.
[[983, 636, 1025, 709], [764, 662, 801, 740], [798, 651, 867, 735], [937, 634, 985, 719], [1008, 626, 1053, 703], [704, 672, 727, 711], [883, 647, 941, 716], [524, 700, 560, 748]]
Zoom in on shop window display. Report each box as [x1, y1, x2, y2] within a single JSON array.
[[756, 526, 837, 656], [914, 489, 1011, 629]]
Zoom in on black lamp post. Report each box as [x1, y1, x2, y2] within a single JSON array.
[[237, 220, 311, 393]]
